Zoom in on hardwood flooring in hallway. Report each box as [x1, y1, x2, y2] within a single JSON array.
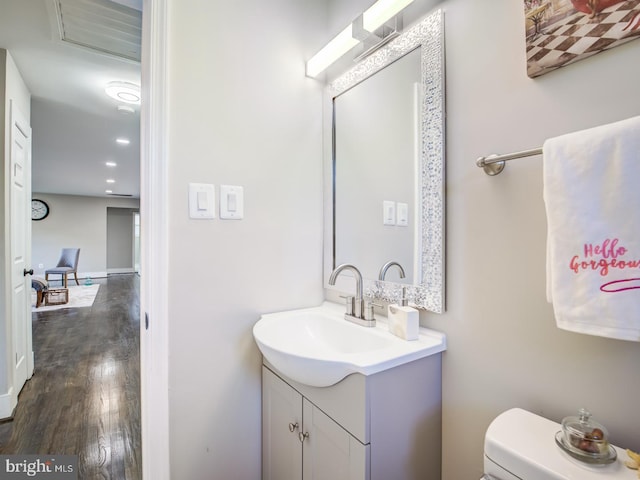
[[0, 274, 142, 479]]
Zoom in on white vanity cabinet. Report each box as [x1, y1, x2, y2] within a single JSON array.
[[263, 366, 369, 480], [262, 352, 442, 480]]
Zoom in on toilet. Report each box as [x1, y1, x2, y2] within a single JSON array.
[[483, 408, 631, 479]]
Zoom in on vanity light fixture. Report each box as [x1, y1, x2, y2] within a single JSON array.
[[362, 0, 415, 32], [305, 0, 415, 78], [116, 138, 130, 145], [105, 81, 141, 105], [306, 25, 359, 78]]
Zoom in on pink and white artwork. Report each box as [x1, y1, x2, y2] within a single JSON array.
[[524, 0, 640, 77]]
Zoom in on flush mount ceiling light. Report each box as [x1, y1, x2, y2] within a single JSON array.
[[105, 189, 113, 194], [116, 137, 130, 145], [105, 161, 117, 167], [105, 81, 141, 104], [305, 0, 415, 78], [117, 105, 135, 114], [106, 179, 116, 184]]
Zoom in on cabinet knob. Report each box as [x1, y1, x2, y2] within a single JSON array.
[[288, 422, 298, 433], [298, 431, 309, 443]]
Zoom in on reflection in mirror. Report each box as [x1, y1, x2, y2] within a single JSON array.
[[334, 48, 420, 285], [326, 9, 445, 313]]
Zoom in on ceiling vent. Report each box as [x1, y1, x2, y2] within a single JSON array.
[[52, 0, 142, 62], [107, 193, 133, 197]]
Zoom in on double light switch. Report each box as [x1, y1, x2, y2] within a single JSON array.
[[383, 200, 409, 227], [189, 183, 244, 220]]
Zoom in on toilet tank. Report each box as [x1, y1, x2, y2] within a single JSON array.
[[484, 408, 630, 480]]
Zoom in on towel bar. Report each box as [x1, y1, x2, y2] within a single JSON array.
[[476, 147, 543, 176]]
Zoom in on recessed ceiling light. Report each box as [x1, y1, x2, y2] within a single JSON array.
[[106, 179, 116, 184], [117, 105, 135, 114], [106, 161, 117, 167], [116, 138, 130, 145], [105, 81, 141, 105]]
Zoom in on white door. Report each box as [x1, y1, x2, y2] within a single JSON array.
[[10, 101, 33, 403]]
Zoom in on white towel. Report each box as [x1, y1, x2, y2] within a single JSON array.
[[543, 116, 640, 342]]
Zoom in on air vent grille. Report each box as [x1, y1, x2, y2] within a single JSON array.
[[55, 0, 142, 62], [107, 193, 133, 197]]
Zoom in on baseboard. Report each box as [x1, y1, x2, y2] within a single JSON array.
[[0, 387, 16, 420], [107, 268, 135, 274]]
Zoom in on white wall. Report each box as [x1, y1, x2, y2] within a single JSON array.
[[430, 1, 640, 478], [165, 0, 325, 477], [31, 193, 139, 279]]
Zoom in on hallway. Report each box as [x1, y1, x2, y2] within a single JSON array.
[[0, 274, 142, 479]]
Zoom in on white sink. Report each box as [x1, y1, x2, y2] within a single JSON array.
[[253, 302, 446, 387]]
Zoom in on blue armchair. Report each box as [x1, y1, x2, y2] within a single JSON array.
[[45, 248, 80, 288]]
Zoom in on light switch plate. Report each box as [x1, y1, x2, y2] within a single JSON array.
[[220, 185, 244, 219], [383, 200, 396, 225], [189, 183, 215, 219], [397, 202, 409, 227]]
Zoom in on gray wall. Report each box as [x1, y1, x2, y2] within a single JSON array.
[[106, 207, 137, 271], [425, 1, 640, 479], [32, 193, 140, 279]]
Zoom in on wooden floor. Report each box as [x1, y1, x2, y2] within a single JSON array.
[[0, 274, 142, 480]]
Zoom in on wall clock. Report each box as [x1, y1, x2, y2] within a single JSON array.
[[32, 199, 50, 221]]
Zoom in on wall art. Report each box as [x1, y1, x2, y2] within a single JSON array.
[[524, 0, 640, 77]]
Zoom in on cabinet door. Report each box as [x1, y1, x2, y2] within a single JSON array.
[[302, 399, 369, 480], [263, 367, 303, 480]]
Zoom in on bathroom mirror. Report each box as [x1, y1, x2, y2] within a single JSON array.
[[325, 9, 445, 313]]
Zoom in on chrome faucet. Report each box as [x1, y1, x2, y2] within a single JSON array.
[[378, 261, 406, 281], [329, 264, 376, 327], [379, 261, 409, 306]]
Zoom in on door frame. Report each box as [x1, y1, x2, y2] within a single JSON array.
[[140, 0, 170, 477]]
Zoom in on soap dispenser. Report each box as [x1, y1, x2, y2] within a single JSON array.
[[387, 288, 419, 341]]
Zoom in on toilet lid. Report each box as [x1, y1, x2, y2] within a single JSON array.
[[484, 408, 630, 480]]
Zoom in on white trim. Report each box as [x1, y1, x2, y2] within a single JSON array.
[[106, 268, 135, 274], [0, 387, 16, 420], [141, 0, 170, 478]]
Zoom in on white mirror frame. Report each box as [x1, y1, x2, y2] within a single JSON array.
[[325, 9, 445, 313]]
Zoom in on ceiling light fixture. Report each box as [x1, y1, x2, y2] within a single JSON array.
[[116, 138, 130, 145], [117, 105, 135, 114], [106, 190, 113, 194], [106, 179, 116, 184], [105, 81, 141, 105], [106, 161, 117, 167], [305, 0, 415, 78]]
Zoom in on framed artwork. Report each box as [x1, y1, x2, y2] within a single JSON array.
[[524, 0, 640, 77]]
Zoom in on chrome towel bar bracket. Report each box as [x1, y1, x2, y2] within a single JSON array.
[[476, 147, 543, 176]]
